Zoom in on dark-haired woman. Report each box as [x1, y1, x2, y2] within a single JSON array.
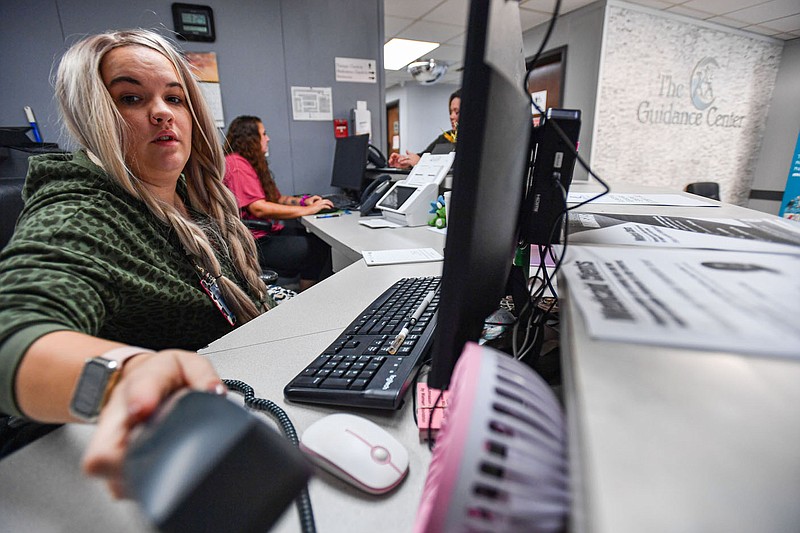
[[388, 89, 460, 169], [223, 115, 332, 291]]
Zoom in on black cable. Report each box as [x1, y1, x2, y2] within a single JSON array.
[[223, 379, 316, 533], [524, 0, 562, 97]]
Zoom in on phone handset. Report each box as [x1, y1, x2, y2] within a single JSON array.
[[360, 174, 392, 216], [367, 144, 387, 168]]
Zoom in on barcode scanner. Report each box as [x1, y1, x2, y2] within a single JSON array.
[[123, 391, 312, 533]]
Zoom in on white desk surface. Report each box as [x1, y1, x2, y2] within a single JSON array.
[[3, 182, 800, 533], [564, 182, 800, 533], [301, 211, 445, 269]]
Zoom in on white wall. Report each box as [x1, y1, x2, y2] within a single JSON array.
[[523, 1, 607, 181], [748, 38, 800, 215], [591, 2, 782, 205], [385, 83, 457, 156]]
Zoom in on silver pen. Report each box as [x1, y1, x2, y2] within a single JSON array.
[[388, 290, 436, 354]]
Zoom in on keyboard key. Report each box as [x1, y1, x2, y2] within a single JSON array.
[[322, 378, 353, 389]]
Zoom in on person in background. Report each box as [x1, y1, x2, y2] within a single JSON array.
[[388, 89, 460, 169], [0, 29, 271, 495], [223, 115, 333, 291]]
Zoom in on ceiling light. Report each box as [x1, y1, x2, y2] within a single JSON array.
[[384, 38, 440, 70]]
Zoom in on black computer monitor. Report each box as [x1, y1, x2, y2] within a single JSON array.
[[427, 0, 532, 389], [329, 134, 369, 193]]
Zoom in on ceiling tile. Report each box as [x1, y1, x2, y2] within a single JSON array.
[[384, 0, 444, 19], [763, 13, 800, 32], [427, 43, 465, 62], [741, 24, 783, 36], [622, 0, 676, 9], [519, 8, 554, 30], [682, 0, 768, 14], [726, 0, 800, 25], [666, 5, 715, 19], [396, 19, 465, 43], [425, 0, 470, 27], [706, 15, 751, 29], [385, 15, 414, 40]]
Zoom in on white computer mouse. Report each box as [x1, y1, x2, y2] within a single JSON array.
[[300, 413, 409, 495]]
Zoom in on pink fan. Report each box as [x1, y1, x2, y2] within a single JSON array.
[[414, 342, 569, 533]]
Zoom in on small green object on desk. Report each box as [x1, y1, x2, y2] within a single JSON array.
[[428, 194, 447, 229]]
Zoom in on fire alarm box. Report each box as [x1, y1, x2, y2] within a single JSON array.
[[334, 119, 348, 138]]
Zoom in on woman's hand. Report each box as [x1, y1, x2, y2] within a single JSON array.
[[82, 349, 224, 498], [302, 195, 325, 205], [303, 198, 335, 215], [388, 151, 420, 169]]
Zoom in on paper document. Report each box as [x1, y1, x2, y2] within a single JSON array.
[[561, 246, 800, 359], [358, 218, 402, 229], [406, 152, 455, 187], [362, 248, 443, 266], [568, 213, 800, 255], [568, 192, 717, 207]]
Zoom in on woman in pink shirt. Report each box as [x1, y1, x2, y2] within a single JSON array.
[[223, 116, 332, 290]]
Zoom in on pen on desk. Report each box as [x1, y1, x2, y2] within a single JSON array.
[[316, 213, 340, 219], [388, 290, 436, 355], [24, 106, 42, 143]]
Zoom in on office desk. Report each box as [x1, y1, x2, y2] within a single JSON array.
[[301, 211, 445, 271], [562, 182, 800, 533], [3, 183, 800, 533], [0, 260, 442, 533]]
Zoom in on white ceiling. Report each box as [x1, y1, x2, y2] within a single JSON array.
[[384, 0, 800, 88]]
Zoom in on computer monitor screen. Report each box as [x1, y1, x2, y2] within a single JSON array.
[[330, 134, 369, 192], [428, 0, 532, 390]]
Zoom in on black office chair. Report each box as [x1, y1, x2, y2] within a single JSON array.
[[684, 181, 720, 201], [0, 176, 64, 459], [240, 219, 302, 292], [0, 177, 25, 250]]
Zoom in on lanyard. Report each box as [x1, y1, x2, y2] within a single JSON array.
[[193, 262, 236, 326]]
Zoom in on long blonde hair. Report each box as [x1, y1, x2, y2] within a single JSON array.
[[55, 29, 269, 323]]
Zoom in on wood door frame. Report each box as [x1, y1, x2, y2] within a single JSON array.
[[525, 45, 567, 111]]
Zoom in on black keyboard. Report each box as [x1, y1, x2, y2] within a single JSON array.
[[284, 276, 441, 409], [321, 193, 358, 211]]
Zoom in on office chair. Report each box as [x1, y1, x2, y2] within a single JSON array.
[[0, 177, 25, 250], [240, 219, 301, 293], [684, 181, 720, 201]]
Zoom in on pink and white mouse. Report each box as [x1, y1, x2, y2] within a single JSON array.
[[300, 413, 409, 495]]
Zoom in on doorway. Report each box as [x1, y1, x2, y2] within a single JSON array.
[[386, 100, 400, 157], [526, 46, 566, 123]]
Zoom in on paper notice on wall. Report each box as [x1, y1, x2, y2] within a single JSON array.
[[198, 82, 225, 127], [561, 245, 800, 359], [291, 87, 333, 121], [531, 90, 547, 114]]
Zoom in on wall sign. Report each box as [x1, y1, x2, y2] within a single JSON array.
[[592, 6, 782, 204]]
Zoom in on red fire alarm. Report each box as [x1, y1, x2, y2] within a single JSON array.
[[334, 118, 348, 138]]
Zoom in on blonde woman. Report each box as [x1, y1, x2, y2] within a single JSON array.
[[0, 29, 269, 495]]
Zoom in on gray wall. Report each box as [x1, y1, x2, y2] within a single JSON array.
[[748, 38, 800, 215], [522, 1, 606, 181], [0, 0, 384, 196]]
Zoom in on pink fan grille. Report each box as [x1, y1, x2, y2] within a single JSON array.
[[414, 342, 569, 533]]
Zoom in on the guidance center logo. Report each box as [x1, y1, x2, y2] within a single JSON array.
[[636, 57, 745, 128]]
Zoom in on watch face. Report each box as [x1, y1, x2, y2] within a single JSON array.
[[70, 358, 117, 421]]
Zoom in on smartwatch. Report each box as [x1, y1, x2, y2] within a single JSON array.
[[70, 346, 154, 422]]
